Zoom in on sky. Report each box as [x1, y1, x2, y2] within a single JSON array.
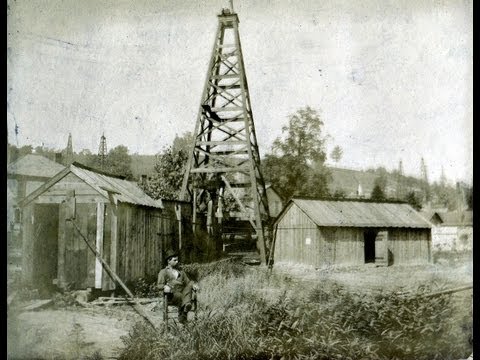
[[7, 0, 472, 185]]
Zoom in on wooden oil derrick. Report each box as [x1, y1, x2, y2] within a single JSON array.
[[98, 133, 107, 171], [64, 133, 74, 165], [180, 5, 270, 265], [420, 157, 430, 203]]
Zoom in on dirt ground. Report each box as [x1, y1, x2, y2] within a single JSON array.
[[7, 258, 473, 360], [7, 305, 143, 360]]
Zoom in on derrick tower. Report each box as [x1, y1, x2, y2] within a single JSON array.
[[64, 133, 74, 165], [420, 157, 430, 203], [180, 6, 270, 264], [98, 133, 108, 170], [396, 159, 405, 199]]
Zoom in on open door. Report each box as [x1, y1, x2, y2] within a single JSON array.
[[33, 204, 59, 294], [364, 229, 376, 263], [374, 231, 389, 266]]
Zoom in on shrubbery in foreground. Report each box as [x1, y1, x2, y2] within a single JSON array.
[[118, 265, 472, 360]]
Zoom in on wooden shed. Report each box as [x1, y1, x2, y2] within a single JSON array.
[[273, 198, 432, 267], [19, 162, 191, 291]]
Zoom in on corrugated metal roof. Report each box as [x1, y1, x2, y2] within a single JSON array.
[[7, 154, 65, 178], [70, 165, 163, 208], [289, 199, 431, 228]]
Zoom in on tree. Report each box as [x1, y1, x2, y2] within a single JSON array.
[[8, 144, 33, 162], [330, 145, 343, 164], [466, 187, 473, 210], [141, 136, 190, 200], [93, 145, 133, 179], [370, 184, 386, 201], [74, 149, 97, 168], [405, 191, 422, 211], [172, 132, 194, 154], [430, 182, 458, 211], [272, 106, 327, 163], [332, 189, 347, 199], [370, 176, 387, 201], [263, 106, 330, 200]]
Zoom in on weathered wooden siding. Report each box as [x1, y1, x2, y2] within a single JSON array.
[[35, 172, 100, 204], [21, 171, 193, 289], [388, 228, 431, 264], [318, 227, 365, 266], [21, 203, 35, 283], [63, 202, 98, 288], [22, 172, 111, 289], [275, 203, 319, 266], [266, 188, 283, 218], [274, 203, 431, 267], [116, 204, 166, 283]]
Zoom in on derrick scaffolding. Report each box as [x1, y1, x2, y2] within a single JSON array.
[[180, 6, 271, 264]]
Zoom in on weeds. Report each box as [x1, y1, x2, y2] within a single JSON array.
[[118, 265, 472, 360], [130, 275, 159, 298]]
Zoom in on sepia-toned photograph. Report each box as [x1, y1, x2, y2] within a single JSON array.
[[7, 0, 472, 359]]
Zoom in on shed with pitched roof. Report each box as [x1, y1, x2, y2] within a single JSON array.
[[19, 162, 192, 292], [272, 198, 432, 267]]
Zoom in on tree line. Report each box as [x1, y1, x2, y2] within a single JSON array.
[[8, 143, 134, 180], [8, 106, 472, 212], [139, 106, 472, 212]]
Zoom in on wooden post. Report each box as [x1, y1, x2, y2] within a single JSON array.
[[57, 203, 66, 288], [175, 204, 182, 250], [95, 202, 105, 289], [192, 191, 197, 234]]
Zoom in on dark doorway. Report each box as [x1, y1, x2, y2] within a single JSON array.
[[33, 204, 59, 295], [364, 229, 377, 263]]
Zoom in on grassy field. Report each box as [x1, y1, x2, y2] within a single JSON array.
[[6, 252, 472, 359], [118, 257, 473, 360]]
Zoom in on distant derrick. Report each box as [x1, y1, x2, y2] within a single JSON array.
[[98, 133, 108, 170]]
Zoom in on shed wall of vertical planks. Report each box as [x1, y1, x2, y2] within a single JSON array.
[[274, 203, 431, 267]]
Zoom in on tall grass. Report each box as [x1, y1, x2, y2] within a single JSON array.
[[118, 263, 472, 360]]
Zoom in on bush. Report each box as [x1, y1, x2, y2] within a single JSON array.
[[130, 276, 160, 298]]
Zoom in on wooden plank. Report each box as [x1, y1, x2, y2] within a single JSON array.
[[196, 140, 246, 146], [210, 74, 240, 79], [110, 202, 118, 289], [42, 189, 100, 196], [19, 299, 53, 311], [102, 204, 113, 291], [375, 231, 389, 266], [95, 202, 105, 289], [21, 205, 35, 283], [35, 194, 105, 204], [86, 205, 97, 287]]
